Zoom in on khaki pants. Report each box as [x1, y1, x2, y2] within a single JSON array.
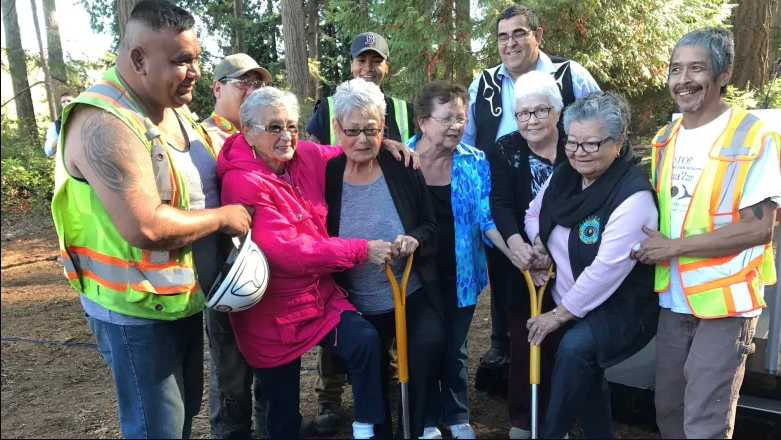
[[315, 339, 399, 406], [654, 308, 758, 439]]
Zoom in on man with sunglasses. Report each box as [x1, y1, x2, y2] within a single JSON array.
[[202, 54, 271, 150], [201, 53, 280, 439], [465, 4, 600, 427]]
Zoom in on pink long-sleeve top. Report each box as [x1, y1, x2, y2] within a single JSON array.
[[217, 134, 366, 368], [524, 178, 659, 318]]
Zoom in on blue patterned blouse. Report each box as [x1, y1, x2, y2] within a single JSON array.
[[407, 135, 496, 307]]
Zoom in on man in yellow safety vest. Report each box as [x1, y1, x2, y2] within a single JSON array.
[[51, 1, 252, 438], [633, 27, 780, 439]]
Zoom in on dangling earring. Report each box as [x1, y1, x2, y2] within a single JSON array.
[[252, 146, 257, 160]]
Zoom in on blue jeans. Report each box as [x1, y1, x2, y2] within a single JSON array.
[[254, 311, 386, 439], [86, 312, 204, 439], [543, 319, 613, 439], [425, 275, 475, 427]]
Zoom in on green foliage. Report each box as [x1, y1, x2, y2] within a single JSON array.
[[1, 157, 55, 214]]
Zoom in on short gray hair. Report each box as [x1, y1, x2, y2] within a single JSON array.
[[514, 71, 564, 112], [670, 27, 733, 92], [240, 87, 299, 130], [563, 91, 631, 139], [332, 79, 386, 125]]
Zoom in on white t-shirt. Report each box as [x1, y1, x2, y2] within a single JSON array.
[[659, 109, 781, 317]]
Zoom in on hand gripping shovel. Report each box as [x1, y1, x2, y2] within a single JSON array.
[[522, 265, 554, 440], [385, 254, 414, 439]]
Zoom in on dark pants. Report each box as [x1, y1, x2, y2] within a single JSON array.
[[487, 245, 511, 354], [654, 309, 758, 439], [425, 274, 475, 427], [205, 307, 264, 439], [543, 319, 613, 439], [507, 307, 562, 431], [362, 289, 445, 439], [254, 311, 385, 439], [86, 312, 204, 439]]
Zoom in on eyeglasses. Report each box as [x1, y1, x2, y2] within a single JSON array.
[[221, 77, 266, 90], [341, 127, 382, 137], [515, 107, 552, 122], [564, 136, 614, 153], [428, 116, 468, 127], [252, 123, 298, 136], [497, 28, 533, 45]]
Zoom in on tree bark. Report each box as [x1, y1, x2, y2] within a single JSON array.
[[307, 0, 321, 100], [30, 0, 56, 121], [232, 0, 245, 53], [281, 0, 313, 102], [454, 0, 472, 87], [731, 0, 774, 89], [267, 0, 278, 62], [2, 0, 39, 139], [118, 0, 144, 41], [42, 0, 66, 113]]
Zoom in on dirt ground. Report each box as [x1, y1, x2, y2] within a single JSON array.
[[0, 214, 661, 439]]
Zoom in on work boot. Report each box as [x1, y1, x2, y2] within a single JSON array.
[[479, 347, 508, 366], [315, 402, 341, 436], [300, 419, 317, 437]]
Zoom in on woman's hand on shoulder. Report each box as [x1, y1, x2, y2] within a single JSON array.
[[380, 139, 420, 169]]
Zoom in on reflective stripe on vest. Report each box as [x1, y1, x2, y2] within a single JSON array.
[[202, 112, 238, 135], [327, 96, 336, 145], [61, 247, 198, 295], [652, 106, 774, 318], [327, 96, 410, 143], [392, 98, 410, 142]]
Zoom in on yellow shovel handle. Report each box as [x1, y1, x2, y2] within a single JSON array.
[[522, 265, 554, 386], [385, 254, 414, 384]]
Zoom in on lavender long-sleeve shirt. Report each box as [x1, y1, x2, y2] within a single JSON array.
[[525, 178, 658, 318]]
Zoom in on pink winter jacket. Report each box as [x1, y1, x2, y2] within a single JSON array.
[[216, 134, 367, 368]]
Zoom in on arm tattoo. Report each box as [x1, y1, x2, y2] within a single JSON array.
[[82, 112, 150, 196], [752, 204, 764, 220]]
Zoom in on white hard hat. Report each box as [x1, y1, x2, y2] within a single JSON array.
[[206, 230, 269, 312]]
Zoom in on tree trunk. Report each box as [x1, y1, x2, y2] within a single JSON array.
[[1, 0, 39, 139], [267, 0, 278, 62], [731, 0, 773, 89], [232, 0, 244, 53], [281, 0, 312, 102], [307, 0, 321, 100], [30, 0, 57, 121], [42, 0, 66, 113], [454, 0, 472, 87], [118, 0, 144, 41]]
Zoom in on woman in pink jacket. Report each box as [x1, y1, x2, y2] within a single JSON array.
[[217, 86, 410, 440]]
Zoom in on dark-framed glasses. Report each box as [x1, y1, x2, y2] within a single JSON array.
[[564, 136, 614, 153], [514, 107, 552, 122], [498, 28, 533, 45], [221, 77, 266, 90]]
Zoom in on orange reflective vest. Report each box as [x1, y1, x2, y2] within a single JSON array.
[[650, 106, 778, 318]]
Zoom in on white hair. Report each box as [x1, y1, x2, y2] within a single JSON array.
[[514, 70, 564, 112], [332, 78, 387, 124], [240, 87, 299, 130]]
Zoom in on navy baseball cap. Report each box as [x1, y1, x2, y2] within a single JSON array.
[[350, 32, 389, 60]]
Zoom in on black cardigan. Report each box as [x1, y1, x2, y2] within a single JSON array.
[[485, 130, 568, 309], [324, 149, 444, 319], [486, 128, 568, 244]]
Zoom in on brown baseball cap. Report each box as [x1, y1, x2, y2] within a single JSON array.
[[213, 54, 272, 84]]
